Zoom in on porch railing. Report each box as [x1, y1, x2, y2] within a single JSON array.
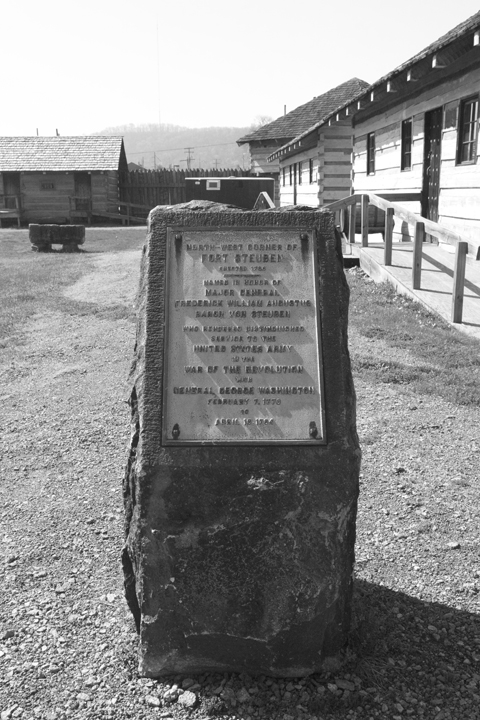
[[68, 196, 92, 222], [0, 194, 22, 228], [325, 192, 476, 325]]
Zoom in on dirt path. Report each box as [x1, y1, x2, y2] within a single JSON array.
[[64, 250, 140, 308], [2, 246, 143, 719]]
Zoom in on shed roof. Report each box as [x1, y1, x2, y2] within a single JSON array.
[[237, 77, 369, 145], [0, 136, 125, 172]]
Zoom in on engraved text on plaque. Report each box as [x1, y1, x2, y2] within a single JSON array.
[[162, 227, 325, 444]]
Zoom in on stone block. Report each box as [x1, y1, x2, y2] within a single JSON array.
[[123, 205, 360, 677], [29, 224, 85, 252]]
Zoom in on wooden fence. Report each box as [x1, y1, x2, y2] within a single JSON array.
[[119, 168, 250, 215]]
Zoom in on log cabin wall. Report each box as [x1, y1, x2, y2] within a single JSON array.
[[279, 146, 320, 207], [277, 118, 354, 208], [320, 119, 354, 206], [91, 171, 119, 214], [249, 142, 281, 175], [1, 170, 118, 223], [353, 67, 480, 244], [106, 170, 120, 213], [19, 172, 74, 223]]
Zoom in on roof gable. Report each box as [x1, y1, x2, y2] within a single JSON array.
[[237, 78, 369, 145], [0, 136, 125, 172]]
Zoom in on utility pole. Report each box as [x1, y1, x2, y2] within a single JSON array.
[[214, 158, 219, 171], [185, 147, 194, 170], [156, 20, 161, 127], [154, 152, 157, 170]]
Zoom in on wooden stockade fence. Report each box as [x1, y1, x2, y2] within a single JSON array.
[[119, 168, 250, 219]]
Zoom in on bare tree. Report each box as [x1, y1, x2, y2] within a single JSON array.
[[250, 114, 274, 130]]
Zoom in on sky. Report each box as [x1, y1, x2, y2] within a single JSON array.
[[2, 0, 480, 136]]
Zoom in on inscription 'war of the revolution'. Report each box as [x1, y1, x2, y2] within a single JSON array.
[[163, 228, 325, 444]]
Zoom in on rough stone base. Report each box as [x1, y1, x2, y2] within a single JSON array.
[[123, 205, 360, 677], [29, 224, 85, 252]]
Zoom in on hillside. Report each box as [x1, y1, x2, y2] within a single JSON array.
[[95, 123, 252, 170]]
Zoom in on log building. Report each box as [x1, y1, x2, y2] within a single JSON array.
[[0, 136, 128, 226], [269, 10, 480, 255], [236, 78, 368, 206]]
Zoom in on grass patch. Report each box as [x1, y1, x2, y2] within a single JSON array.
[[0, 228, 144, 353], [348, 268, 480, 406], [0, 227, 146, 259]]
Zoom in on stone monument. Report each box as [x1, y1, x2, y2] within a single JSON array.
[[123, 203, 360, 677]]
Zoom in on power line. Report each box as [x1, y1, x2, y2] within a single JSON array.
[[127, 140, 239, 157]]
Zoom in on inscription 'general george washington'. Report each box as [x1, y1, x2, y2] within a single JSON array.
[[162, 227, 325, 444]]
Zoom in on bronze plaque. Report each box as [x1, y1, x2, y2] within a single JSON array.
[[162, 227, 325, 444]]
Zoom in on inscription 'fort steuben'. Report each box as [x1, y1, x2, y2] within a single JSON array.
[[163, 227, 325, 444]]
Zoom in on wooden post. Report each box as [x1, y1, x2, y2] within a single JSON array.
[[349, 202, 356, 244], [384, 207, 394, 266], [452, 241, 468, 323], [412, 221, 425, 289], [361, 195, 369, 247]]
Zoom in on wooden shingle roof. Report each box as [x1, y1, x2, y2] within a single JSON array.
[[237, 78, 369, 145], [0, 136, 125, 172]]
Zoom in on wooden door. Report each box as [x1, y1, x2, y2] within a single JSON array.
[[422, 108, 442, 222], [3, 173, 21, 209], [74, 172, 91, 212]]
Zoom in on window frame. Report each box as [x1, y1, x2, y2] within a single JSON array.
[[309, 158, 314, 184], [457, 95, 479, 165], [401, 118, 413, 171], [367, 132, 375, 175]]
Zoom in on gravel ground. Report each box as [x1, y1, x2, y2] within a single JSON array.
[[1, 246, 479, 720]]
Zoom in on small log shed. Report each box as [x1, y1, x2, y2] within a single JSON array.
[[0, 136, 128, 226]]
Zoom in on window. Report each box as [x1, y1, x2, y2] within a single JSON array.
[[282, 167, 286, 187], [401, 119, 412, 171], [309, 158, 314, 184], [367, 133, 375, 175], [206, 179, 221, 190], [457, 96, 478, 164], [289, 165, 293, 185], [298, 161, 303, 185]]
